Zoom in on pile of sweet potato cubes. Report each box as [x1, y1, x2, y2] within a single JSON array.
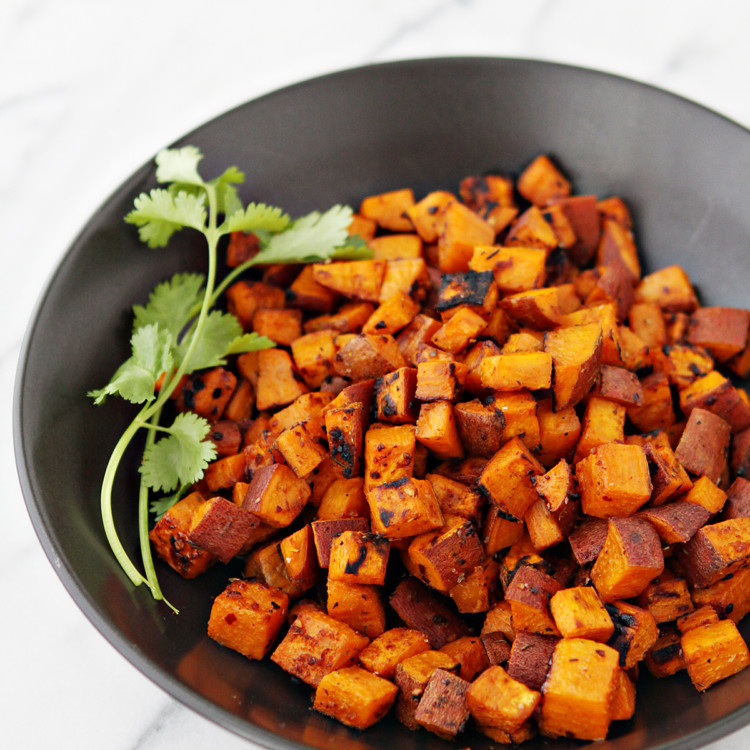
[[150, 154, 750, 743]]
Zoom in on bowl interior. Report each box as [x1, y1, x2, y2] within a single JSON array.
[[15, 58, 750, 750]]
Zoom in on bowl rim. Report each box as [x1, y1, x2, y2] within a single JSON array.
[[13, 55, 750, 750]]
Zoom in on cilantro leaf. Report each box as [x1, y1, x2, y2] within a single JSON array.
[[226, 332, 277, 355], [175, 310, 242, 371], [211, 166, 245, 218], [331, 233, 374, 260], [140, 412, 216, 492], [155, 146, 204, 186], [89, 324, 173, 405], [251, 204, 353, 264], [223, 202, 291, 234], [133, 272, 205, 338], [149, 485, 188, 521], [125, 189, 207, 248]]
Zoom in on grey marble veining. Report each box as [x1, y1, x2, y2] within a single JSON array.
[[5, 0, 750, 748]]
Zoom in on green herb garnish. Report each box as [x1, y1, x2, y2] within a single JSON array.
[[90, 145, 371, 610]]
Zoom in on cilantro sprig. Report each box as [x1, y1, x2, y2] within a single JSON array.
[[91, 146, 371, 610]]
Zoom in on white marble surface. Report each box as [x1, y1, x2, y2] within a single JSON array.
[[6, 0, 750, 747]]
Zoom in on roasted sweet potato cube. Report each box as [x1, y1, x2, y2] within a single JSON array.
[[605, 600, 659, 670], [379, 258, 430, 302], [482, 507, 524, 556], [517, 154, 570, 206], [426, 473, 482, 521], [675, 407, 731, 483], [535, 398, 581, 467], [225, 230, 259, 266], [574, 396, 626, 461], [500, 287, 562, 330], [271, 610, 370, 686], [541, 202, 576, 249], [665, 344, 716, 390], [276, 524, 318, 592], [568, 516, 608, 566], [440, 637, 489, 683], [470, 244, 547, 294], [327, 578, 386, 638], [609, 668, 637, 721], [626, 371, 676, 432], [323, 404, 365, 479], [629, 300, 667, 349], [290, 329, 338, 389], [312, 259, 386, 303], [724, 477, 750, 520], [430, 306, 487, 354], [368, 477, 443, 539], [396, 314, 443, 366], [506, 631, 558, 691], [593, 364, 643, 406], [562, 302, 622, 367], [242, 463, 311, 527], [175, 367, 236, 422], [505, 206, 558, 250], [637, 432, 693, 506], [460, 174, 514, 210], [275, 419, 327, 478], [363, 423, 415, 491], [576, 442, 652, 518], [369, 233, 422, 261], [317, 477, 368, 520], [634, 264, 698, 313], [415, 401, 464, 460], [480, 631, 512, 665], [687, 306, 750, 362], [680, 370, 750, 433], [437, 200, 495, 273], [479, 352, 552, 391], [533, 458, 578, 530], [333, 333, 406, 381], [389, 578, 471, 649], [413, 668, 470, 739], [597, 195, 632, 229], [597, 218, 640, 280], [544, 321, 603, 410], [691, 564, 750, 622], [677, 605, 720, 633], [405, 191, 455, 242], [225, 280, 285, 330], [252, 307, 302, 346], [268, 391, 333, 437], [678, 517, 750, 588], [452, 399, 505, 458], [505, 565, 561, 636], [502, 330, 545, 354], [618, 324, 650, 371], [149, 491, 215, 578], [304, 301, 374, 334], [732, 425, 750, 480], [448, 559, 498, 614], [478, 437, 544, 521], [313, 666, 397, 729], [359, 628, 430, 678], [311, 517, 369, 568], [374, 367, 418, 424], [682, 474, 727, 514], [540, 638, 620, 741], [255, 349, 308, 412], [203, 452, 246, 493], [681, 618, 750, 691], [244, 539, 307, 598], [206, 419, 242, 457], [591, 517, 664, 602], [328, 531, 390, 586], [549, 586, 614, 641], [547, 194, 601, 265], [360, 188, 415, 232], [467, 664, 540, 734], [208, 580, 289, 660], [644, 630, 686, 678], [435, 270, 495, 315], [362, 291, 420, 336], [636, 573, 693, 624], [638, 501, 710, 544], [188, 496, 257, 563]]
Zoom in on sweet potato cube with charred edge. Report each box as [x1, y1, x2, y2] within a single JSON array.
[[304, 301, 374, 333], [379, 258, 430, 302], [359, 628, 430, 679], [470, 244, 547, 294], [245, 539, 307, 598], [325, 404, 367, 480], [535, 398, 581, 467], [467, 664, 541, 734], [393, 650, 460, 730], [480, 631, 512, 665], [389, 578, 471, 649], [405, 190, 455, 243], [544, 322, 603, 410], [540, 638, 620, 741], [548, 194, 601, 266], [644, 631, 686, 678], [482, 507, 524, 555], [597, 218, 640, 280], [682, 474, 727, 514], [678, 605, 720, 634], [375, 368, 418, 424], [435, 270, 495, 315], [500, 287, 562, 330], [426, 473, 483, 521], [562, 303, 622, 366], [362, 292, 420, 336], [255, 349, 308, 412], [311, 517, 370, 568], [541, 202, 576, 249], [279, 524, 318, 592], [449, 559, 499, 614], [576, 442, 652, 518], [505, 564, 561, 636], [313, 666, 398, 729], [591, 517, 664, 602], [724, 476, 750, 520], [691, 564, 750, 622], [605, 600, 658, 670], [328, 531, 390, 586], [242, 463, 311, 528], [364, 424, 415, 492], [675, 407, 731, 483], [593, 364, 643, 406], [568, 516, 608, 566], [482, 599, 515, 639], [208, 580, 289, 660], [360, 188, 415, 232], [638, 501, 710, 544], [638, 433, 693, 506], [550, 586, 614, 641], [188, 496, 257, 564], [665, 343, 715, 388], [678, 517, 750, 589], [681, 619, 750, 691], [597, 195, 632, 229], [149, 491, 215, 578], [333, 333, 406, 381], [326, 578, 386, 637], [452, 399, 505, 458], [629, 301, 667, 349], [415, 401, 464, 460], [312, 260, 386, 303], [175, 367, 236, 422], [687, 306, 750, 362], [679, 371, 750, 433], [533, 458, 579, 531], [367, 477, 444, 539], [506, 631, 558, 691], [479, 352, 553, 391], [460, 174, 514, 210], [505, 206, 558, 250], [268, 391, 334, 437], [225, 280, 285, 330], [275, 419, 327, 478], [317, 477, 368, 521], [396, 314, 443, 366], [290, 329, 338, 389], [585, 261, 636, 323], [574, 396, 626, 461], [517, 154, 571, 206], [434, 456, 488, 485], [627, 371, 676, 433], [271, 609, 370, 687], [206, 420, 241, 457], [636, 574, 693, 624], [437, 200, 495, 273], [413, 668, 470, 739], [634, 264, 698, 313], [439, 636, 489, 681], [226, 230, 259, 267], [406, 517, 484, 591], [430, 307, 487, 354], [478, 436, 545, 521]]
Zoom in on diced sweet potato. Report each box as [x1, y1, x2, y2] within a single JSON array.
[[574, 396, 626, 461], [638, 501, 710, 544], [675, 407, 731, 483], [413, 668, 470, 739], [634, 265, 698, 313], [188, 496, 257, 563], [415, 401, 464, 460], [681, 618, 750, 691], [605, 600, 659, 669], [505, 564, 561, 636], [687, 306, 750, 362], [311, 517, 370, 568], [368, 476, 443, 539], [690, 564, 750, 622], [644, 630, 686, 678], [225, 280, 285, 330], [363, 424, 415, 492], [636, 573, 693, 624], [290, 329, 338, 389], [328, 530, 390, 586], [175, 367, 237, 422], [359, 628, 430, 678], [360, 188, 415, 232], [275, 419, 328, 478], [479, 352, 553, 391], [327, 578, 386, 637], [333, 333, 406, 380], [437, 200, 495, 273], [316, 477, 368, 520], [550, 586, 614, 641], [242, 463, 311, 527], [255, 349, 308, 412], [505, 206, 558, 250]]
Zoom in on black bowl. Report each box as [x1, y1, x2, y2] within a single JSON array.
[[14, 57, 750, 750]]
